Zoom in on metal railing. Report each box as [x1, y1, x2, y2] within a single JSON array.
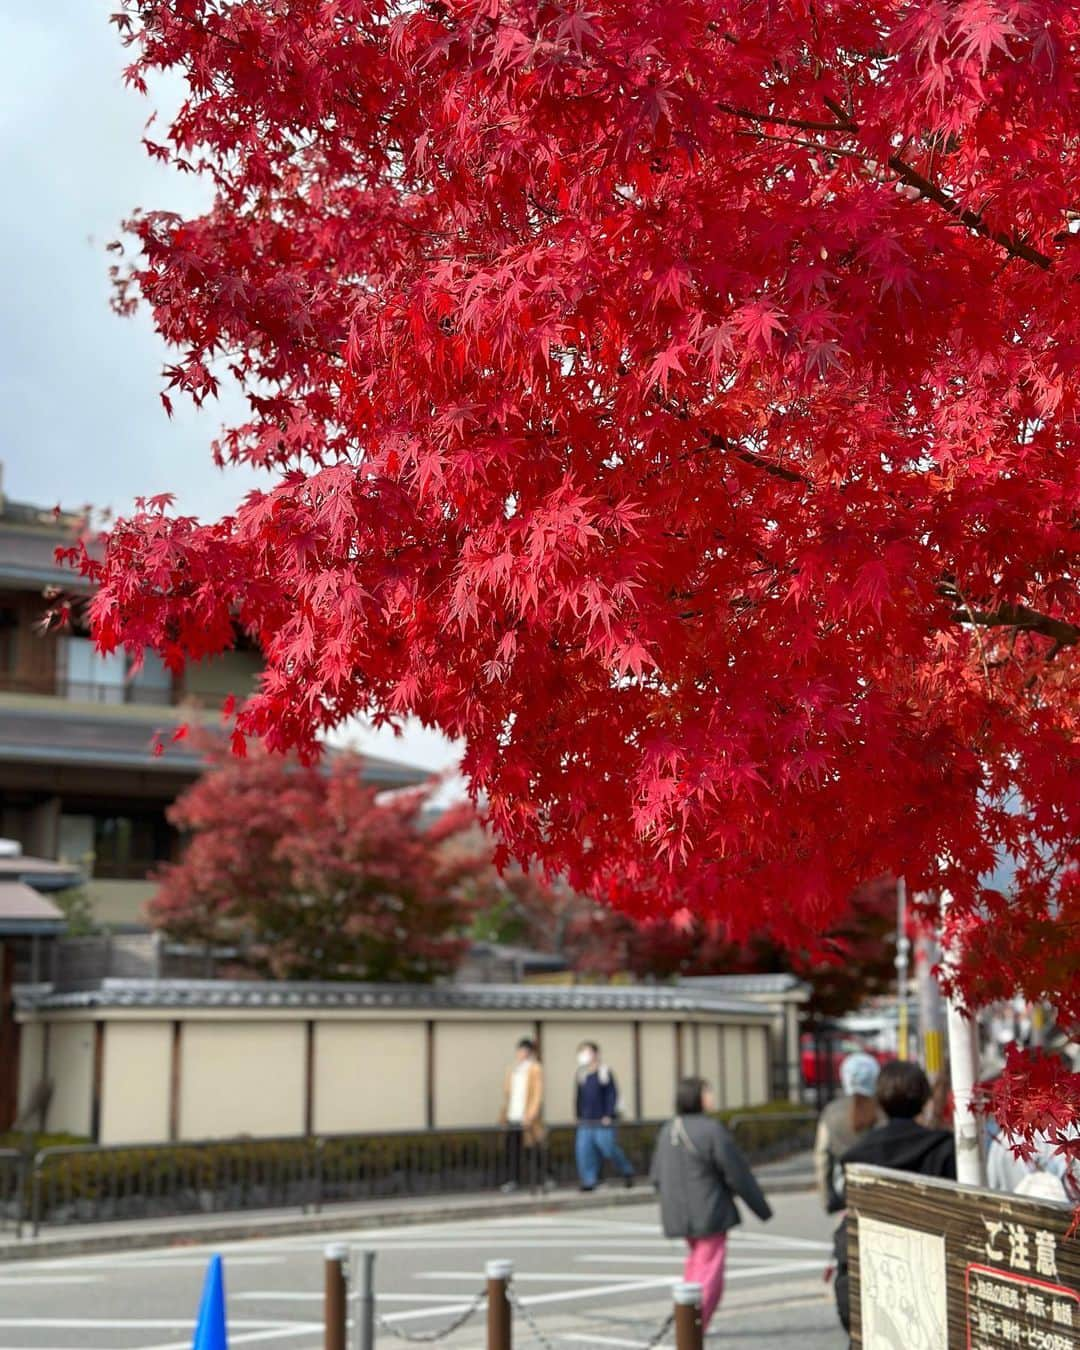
[[18, 1108, 814, 1237], [0, 674, 177, 706], [728, 1110, 817, 1162], [0, 1149, 27, 1238]]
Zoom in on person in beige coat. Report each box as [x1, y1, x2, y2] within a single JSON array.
[[499, 1037, 548, 1192], [814, 1052, 882, 1211]]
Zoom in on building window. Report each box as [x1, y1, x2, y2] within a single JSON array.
[[130, 650, 172, 702], [59, 638, 173, 706], [58, 811, 173, 881], [0, 608, 17, 678], [57, 813, 95, 871], [61, 637, 126, 704]]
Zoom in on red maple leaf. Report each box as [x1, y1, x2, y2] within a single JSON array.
[[61, 0, 1080, 1135]]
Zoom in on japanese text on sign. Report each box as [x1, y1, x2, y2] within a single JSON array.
[[966, 1263, 1078, 1350]]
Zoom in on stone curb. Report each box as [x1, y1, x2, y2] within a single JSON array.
[[0, 1176, 812, 1262]]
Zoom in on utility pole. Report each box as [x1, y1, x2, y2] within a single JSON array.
[[895, 877, 910, 1059], [915, 920, 947, 1079], [941, 889, 985, 1186]]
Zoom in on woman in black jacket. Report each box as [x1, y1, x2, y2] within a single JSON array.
[[832, 1060, 956, 1336], [650, 1077, 773, 1329]]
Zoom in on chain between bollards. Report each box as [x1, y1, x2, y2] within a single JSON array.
[[325, 1242, 350, 1350], [486, 1258, 513, 1350], [672, 1281, 703, 1350], [326, 1245, 699, 1350]]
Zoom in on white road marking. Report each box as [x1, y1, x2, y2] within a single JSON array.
[[0, 1275, 100, 1285], [378, 1277, 674, 1324], [728, 1232, 832, 1251], [576, 1252, 822, 1265], [539, 1217, 664, 1234], [305, 1238, 684, 1251], [417, 1271, 675, 1285], [555, 1282, 832, 1347], [121, 1255, 285, 1268], [516, 1277, 677, 1308], [379, 1300, 485, 1325], [0, 1318, 284, 1329], [236, 1291, 477, 1303], [136, 1325, 321, 1350], [724, 1259, 828, 1282], [559, 1337, 674, 1349]]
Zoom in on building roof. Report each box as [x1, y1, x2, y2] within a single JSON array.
[[0, 853, 82, 893], [0, 880, 66, 935], [16, 977, 775, 1017], [466, 941, 569, 972], [0, 697, 429, 787], [679, 973, 812, 1000], [0, 494, 92, 590]]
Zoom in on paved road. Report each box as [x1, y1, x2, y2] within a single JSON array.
[[0, 1191, 846, 1349]]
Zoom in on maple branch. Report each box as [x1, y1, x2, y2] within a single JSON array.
[[717, 104, 854, 134], [883, 155, 1051, 271], [709, 434, 811, 485], [637, 410, 813, 489], [940, 586, 1079, 646], [733, 128, 870, 162], [724, 100, 1054, 272]]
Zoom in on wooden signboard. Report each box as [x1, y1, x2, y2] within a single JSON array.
[[847, 1163, 1079, 1350]]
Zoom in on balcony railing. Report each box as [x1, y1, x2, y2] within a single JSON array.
[[0, 674, 176, 706], [90, 860, 164, 881]]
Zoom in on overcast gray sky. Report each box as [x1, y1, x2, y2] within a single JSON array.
[[0, 3, 460, 773]]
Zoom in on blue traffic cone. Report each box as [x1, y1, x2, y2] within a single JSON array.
[[192, 1254, 228, 1350]]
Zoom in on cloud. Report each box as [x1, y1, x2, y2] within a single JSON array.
[[0, 4, 461, 775], [0, 2, 265, 520]]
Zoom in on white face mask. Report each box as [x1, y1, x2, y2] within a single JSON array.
[[577, 1050, 594, 1068]]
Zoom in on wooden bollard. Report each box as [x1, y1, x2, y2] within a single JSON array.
[[486, 1258, 513, 1350], [673, 1281, 703, 1350], [325, 1242, 349, 1350]]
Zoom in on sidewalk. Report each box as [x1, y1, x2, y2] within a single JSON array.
[[0, 1151, 814, 1262]]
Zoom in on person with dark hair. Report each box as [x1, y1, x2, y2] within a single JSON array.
[[574, 1041, 634, 1191], [649, 1076, 772, 1331], [499, 1037, 546, 1193], [832, 1059, 956, 1335]]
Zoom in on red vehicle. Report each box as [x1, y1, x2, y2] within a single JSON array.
[[800, 1033, 893, 1089]]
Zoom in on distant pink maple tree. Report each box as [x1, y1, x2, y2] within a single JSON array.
[[152, 750, 480, 981]]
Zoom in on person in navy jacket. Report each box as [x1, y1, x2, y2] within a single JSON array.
[[574, 1041, 635, 1191]]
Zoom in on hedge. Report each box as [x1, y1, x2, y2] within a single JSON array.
[[24, 1100, 812, 1226]]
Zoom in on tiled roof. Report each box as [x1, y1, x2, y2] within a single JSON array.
[[679, 974, 811, 998], [0, 880, 65, 935], [17, 977, 774, 1018], [0, 498, 95, 589], [0, 853, 82, 893], [0, 702, 428, 786]]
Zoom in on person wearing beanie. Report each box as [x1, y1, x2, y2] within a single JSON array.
[[813, 1052, 883, 1212]]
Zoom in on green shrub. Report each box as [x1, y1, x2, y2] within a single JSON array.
[[27, 1102, 811, 1223], [0, 1132, 88, 1151]]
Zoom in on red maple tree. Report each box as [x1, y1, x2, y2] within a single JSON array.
[[69, 2, 1079, 1150], [495, 873, 897, 1020], [150, 751, 480, 981]]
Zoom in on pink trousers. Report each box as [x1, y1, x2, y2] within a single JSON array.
[[684, 1232, 728, 1329]]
